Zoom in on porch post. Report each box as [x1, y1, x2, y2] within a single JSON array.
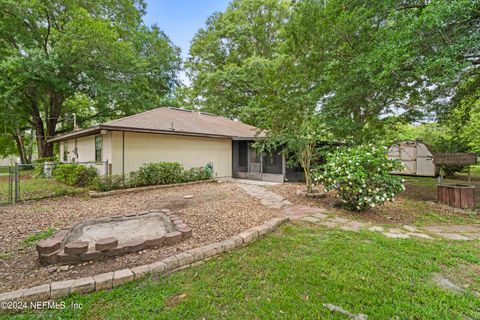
[[260, 152, 263, 180], [247, 141, 251, 178]]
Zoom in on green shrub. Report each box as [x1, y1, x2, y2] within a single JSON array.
[[134, 162, 185, 186], [91, 174, 126, 191], [312, 145, 405, 211], [90, 162, 213, 192], [183, 166, 213, 182], [53, 163, 98, 187]]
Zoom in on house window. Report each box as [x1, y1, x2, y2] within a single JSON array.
[[63, 142, 68, 162], [95, 136, 103, 162]]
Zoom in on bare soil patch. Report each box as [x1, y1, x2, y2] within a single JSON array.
[[0, 181, 278, 292]]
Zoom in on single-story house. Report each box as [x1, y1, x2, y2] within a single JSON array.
[[49, 107, 290, 182]]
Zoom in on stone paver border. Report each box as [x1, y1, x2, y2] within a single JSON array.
[[0, 217, 289, 313], [295, 208, 480, 241], [37, 209, 192, 265], [89, 179, 216, 198], [237, 183, 291, 209]]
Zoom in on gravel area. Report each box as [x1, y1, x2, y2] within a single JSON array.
[[0, 181, 278, 292]]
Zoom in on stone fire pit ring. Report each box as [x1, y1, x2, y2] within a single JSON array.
[[36, 209, 192, 265]]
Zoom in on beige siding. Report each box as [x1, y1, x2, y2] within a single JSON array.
[[110, 131, 232, 178], [111, 131, 123, 173], [61, 133, 112, 164], [75, 136, 95, 162]]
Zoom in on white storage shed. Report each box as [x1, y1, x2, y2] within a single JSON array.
[[388, 141, 437, 177]]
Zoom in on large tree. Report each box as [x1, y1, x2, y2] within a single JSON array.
[[186, 0, 291, 124], [0, 0, 180, 158], [188, 0, 479, 145], [288, 0, 479, 143]]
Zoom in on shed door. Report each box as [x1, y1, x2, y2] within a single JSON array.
[[416, 157, 435, 177]]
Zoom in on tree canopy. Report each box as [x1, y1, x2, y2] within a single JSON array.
[[187, 0, 479, 146], [0, 0, 181, 158]]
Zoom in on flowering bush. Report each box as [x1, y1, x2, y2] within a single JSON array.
[[312, 145, 405, 211]]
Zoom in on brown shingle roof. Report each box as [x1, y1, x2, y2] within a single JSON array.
[[49, 107, 261, 142]]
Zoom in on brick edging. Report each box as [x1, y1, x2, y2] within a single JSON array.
[[89, 179, 217, 198], [0, 216, 289, 313], [36, 209, 192, 265]]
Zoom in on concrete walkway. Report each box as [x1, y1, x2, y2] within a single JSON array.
[[235, 182, 480, 241]]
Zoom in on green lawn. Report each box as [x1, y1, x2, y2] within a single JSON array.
[[0, 171, 86, 204], [13, 224, 480, 319]]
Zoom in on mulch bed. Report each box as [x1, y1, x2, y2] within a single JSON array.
[[0, 181, 278, 292]]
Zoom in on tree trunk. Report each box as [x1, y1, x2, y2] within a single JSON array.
[[31, 100, 47, 158], [12, 129, 27, 164], [27, 130, 34, 163], [301, 144, 314, 193], [31, 93, 62, 158]]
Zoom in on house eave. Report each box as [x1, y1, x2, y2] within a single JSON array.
[[49, 125, 259, 142]]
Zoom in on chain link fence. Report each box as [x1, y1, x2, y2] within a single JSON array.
[[0, 161, 108, 205], [0, 166, 14, 205]]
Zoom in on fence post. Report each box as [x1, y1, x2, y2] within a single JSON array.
[[8, 166, 13, 204], [14, 163, 20, 203]]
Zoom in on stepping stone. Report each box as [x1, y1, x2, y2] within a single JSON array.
[[323, 303, 368, 320], [368, 226, 384, 232], [311, 213, 328, 219], [446, 225, 480, 233], [340, 225, 360, 232], [403, 225, 418, 232], [340, 221, 367, 232], [388, 228, 404, 234], [423, 226, 445, 233], [406, 232, 433, 239], [466, 233, 480, 239], [317, 221, 338, 228], [432, 274, 465, 294], [383, 232, 410, 239], [301, 217, 320, 224], [329, 217, 349, 224], [438, 233, 470, 241]]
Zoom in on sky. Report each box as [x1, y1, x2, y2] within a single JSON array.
[[143, 0, 230, 84]]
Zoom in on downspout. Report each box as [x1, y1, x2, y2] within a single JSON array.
[[247, 141, 251, 179], [122, 131, 125, 178], [74, 138, 77, 162]]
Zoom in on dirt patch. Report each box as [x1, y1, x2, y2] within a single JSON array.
[[440, 261, 480, 294], [0, 181, 278, 292], [269, 183, 480, 226]]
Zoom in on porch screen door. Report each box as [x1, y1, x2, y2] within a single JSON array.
[[248, 146, 262, 179]]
